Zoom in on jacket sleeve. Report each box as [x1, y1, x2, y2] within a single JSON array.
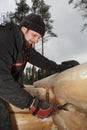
[[27, 48, 80, 73], [27, 48, 60, 72]]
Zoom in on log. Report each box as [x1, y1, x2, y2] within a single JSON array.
[[10, 113, 57, 130], [34, 62, 87, 130], [24, 85, 56, 103], [8, 85, 57, 130]]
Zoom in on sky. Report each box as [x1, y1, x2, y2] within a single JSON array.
[[0, 0, 87, 65]]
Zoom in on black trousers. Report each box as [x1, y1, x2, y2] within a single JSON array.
[[0, 98, 12, 130]]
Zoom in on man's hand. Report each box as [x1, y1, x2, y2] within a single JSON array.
[[59, 60, 80, 72], [29, 96, 53, 118]]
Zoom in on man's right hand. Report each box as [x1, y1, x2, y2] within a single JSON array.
[[29, 96, 53, 118]]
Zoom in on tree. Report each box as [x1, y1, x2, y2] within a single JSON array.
[[11, 0, 30, 24], [31, 0, 40, 13], [31, 0, 57, 77], [1, 0, 30, 25], [68, 0, 87, 30]]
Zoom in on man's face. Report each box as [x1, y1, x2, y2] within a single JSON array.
[[21, 27, 41, 45]]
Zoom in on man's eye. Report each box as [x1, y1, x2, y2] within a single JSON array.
[[32, 33, 36, 36]]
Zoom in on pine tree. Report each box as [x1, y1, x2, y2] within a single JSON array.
[[69, 0, 87, 30], [2, 0, 30, 25], [31, 0, 57, 77], [11, 0, 30, 24]]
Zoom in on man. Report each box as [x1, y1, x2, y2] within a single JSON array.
[[0, 13, 79, 130]]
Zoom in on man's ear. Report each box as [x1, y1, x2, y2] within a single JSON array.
[[21, 27, 28, 34]]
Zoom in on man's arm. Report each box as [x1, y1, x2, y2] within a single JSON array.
[[28, 48, 80, 73]]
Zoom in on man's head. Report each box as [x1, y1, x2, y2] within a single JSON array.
[[20, 13, 45, 45], [20, 13, 45, 37]]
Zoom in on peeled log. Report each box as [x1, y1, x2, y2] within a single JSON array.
[[34, 62, 87, 130], [24, 85, 56, 103], [10, 113, 57, 130], [8, 85, 57, 130]]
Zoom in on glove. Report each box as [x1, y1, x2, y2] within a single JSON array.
[[59, 60, 80, 72], [29, 96, 53, 118]]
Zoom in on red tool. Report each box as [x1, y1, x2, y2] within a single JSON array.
[[43, 86, 49, 103]]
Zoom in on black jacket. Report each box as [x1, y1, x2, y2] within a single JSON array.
[[0, 23, 60, 109]]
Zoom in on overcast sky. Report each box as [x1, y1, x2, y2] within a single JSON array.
[[44, 0, 87, 64], [0, 0, 87, 65]]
